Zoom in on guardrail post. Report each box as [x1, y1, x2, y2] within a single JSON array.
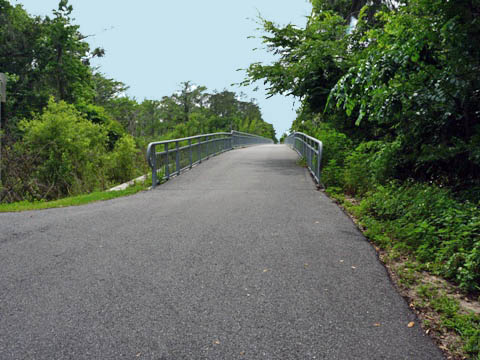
[[317, 141, 323, 182], [206, 136, 209, 159], [308, 140, 313, 169], [165, 143, 170, 179], [303, 137, 306, 159], [151, 145, 157, 188], [198, 137, 202, 163], [175, 141, 180, 175], [188, 139, 192, 169]]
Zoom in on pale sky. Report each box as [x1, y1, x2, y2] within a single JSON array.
[[13, 0, 312, 137]]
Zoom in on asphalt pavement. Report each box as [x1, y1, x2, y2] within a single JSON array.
[[0, 144, 444, 359]]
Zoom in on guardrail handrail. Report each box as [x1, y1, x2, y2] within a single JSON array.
[[231, 130, 268, 139], [147, 130, 273, 187], [285, 131, 323, 184]]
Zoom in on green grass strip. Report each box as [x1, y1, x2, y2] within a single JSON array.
[[0, 182, 148, 213]]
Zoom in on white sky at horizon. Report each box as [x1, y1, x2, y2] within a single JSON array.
[[13, 0, 313, 137]]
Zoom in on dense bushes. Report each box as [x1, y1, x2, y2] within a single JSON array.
[[108, 135, 141, 184], [343, 140, 401, 196], [314, 124, 480, 292], [357, 183, 480, 292], [303, 123, 351, 187], [0, 99, 143, 201], [19, 100, 109, 198]]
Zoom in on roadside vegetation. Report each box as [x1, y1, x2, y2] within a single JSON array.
[[0, 181, 150, 213], [0, 0, 277, 207], [246, 0, 480, 358]]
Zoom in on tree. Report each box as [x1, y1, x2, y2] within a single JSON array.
[[137, 100, 163, 137], [0, 1, 46, 129], [172, 81, 208, 124], [244, 0, 480, 186], [105, 97, 140, 136], [0, 0, 104, 132], [92, 72, 128, 107], [332, 0, 480, 184], [39, 0, 103, 103]]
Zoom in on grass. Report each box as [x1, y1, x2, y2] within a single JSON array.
[[0, 181, 150, 213]]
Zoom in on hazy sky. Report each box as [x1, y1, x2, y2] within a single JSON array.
[[13, 0, 312, 137]]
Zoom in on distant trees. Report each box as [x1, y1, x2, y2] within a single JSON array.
[[115, 83, 277, 142]]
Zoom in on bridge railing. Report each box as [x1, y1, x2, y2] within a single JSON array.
[[285, 132, 323, 184], [146, 130, 273, 187]]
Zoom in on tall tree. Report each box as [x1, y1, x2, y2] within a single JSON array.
[[172, 81, 207, 124], [0, 0, 104, 132], [39, 0, 103, 103], [0, 1, 44, 129]]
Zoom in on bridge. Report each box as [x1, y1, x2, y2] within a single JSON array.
[[0, 134, 443, 359]]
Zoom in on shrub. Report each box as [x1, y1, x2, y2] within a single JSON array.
[[19, 99, 108, 198], [321, 159, 344, 188], [343, 140, 400, 196], [360, 182, 480, 292], [108, 135, 139, 184], [343, 142, 379, 195], [311, 123, 352, 188], [75, 103, 126, 150]]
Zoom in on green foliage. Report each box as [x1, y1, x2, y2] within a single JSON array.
[[321, 159, 344, 188], [246, 0, 480, 188], [243, 9, 349, 114], [343, 140, 400, 195], [331, 0, 480, 185], [40, 1, 100, 103], [300, 123, 352, 188], [19, 99, 108, 198], [75, 102, 125, 149], [131, 85, 277, 143], [359, 182, 480, 292], [0, 1, 48, 127], [92, 72, 128, 107], [108, 135, 140, 184], [308, 123, 352, 169], [0, 0, 102, 130]]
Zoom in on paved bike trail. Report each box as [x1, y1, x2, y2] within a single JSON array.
[[0, 145, 443, 359]]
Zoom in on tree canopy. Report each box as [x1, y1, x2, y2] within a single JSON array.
[[244, 0, 480, 189]]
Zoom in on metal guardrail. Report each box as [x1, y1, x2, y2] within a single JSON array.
[[285, 132, 323, 184], [146, 130, 273, 187]]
